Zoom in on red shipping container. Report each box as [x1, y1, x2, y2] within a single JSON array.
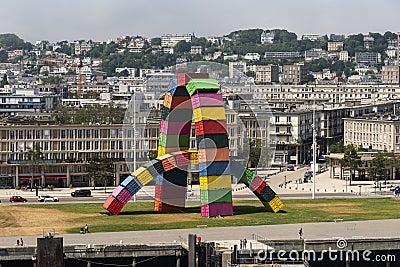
[[255, 181, 267, 193], [191, 93, 224, 109], [249, 176, 264, 191], [195, 120, 227, 136], [178, 73, 209, 86], [103, 195, 123, 215]]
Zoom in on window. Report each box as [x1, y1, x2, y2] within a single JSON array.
[[77, 142, 82, 150], [86, 141, 91, 150], [78, 130, 83, 138], [111, 141, 115, 149], [94, 129, 99, 138], [69, 130, 74, 138], [94, 141, 99, 150], [86, 130, 91, 138], [61, 130, 66, 138]]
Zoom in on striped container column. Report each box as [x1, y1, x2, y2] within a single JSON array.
[[155, 80, 193, 212], [187, 78, 233, 217]]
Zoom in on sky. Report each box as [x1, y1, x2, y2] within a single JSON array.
[[1, 0, 399, 43]]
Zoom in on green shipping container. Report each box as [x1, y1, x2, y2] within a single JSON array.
[[200, 188, 232, 204], [240, 168, 256, 186], [186, 78, 220, 96], [158, 133, 190, 148]]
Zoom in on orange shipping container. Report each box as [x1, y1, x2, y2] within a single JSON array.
[[198, 148, 230, 163]]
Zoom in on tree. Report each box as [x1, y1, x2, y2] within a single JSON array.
[[26, 143, 43, 191], [0, 74, 8, 87], [174, 40, 191, 53], [329, 141, 345, 153], [86, 156, 114, 192], [150, 38, 161, 46], [367, 152, 387, 181], [248, 139, 261, 168], [339, 145, 362, 185]]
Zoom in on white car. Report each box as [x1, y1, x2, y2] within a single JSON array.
[[38, 195, 59, 202]]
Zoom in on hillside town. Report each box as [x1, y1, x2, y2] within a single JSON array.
[[1, 29, 400, 189]]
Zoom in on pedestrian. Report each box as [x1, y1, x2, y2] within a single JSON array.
[[16, 239, 20, 246], [243, 238, 247, 249], [84, 224, 89, 233], [240, 239, 243, 250], [299, 228, 303, 239], [20, 238, 23, 246]]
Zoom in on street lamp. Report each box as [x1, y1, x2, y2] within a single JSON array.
[[311, 85, 316, 200]]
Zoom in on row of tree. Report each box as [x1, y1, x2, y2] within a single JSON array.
[[52, 103, 125, 124], [333, 143, 399, 185]]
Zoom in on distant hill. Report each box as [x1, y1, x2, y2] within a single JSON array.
[[0, 33, 32, 50]]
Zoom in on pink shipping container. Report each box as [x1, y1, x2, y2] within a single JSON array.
[[112, 185, 133, 205], [160, 120, 191, 135], [201, 202, 233, 217], [191, 93, 224, 109]]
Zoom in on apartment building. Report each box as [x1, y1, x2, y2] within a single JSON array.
[[161, 34, 194, 48], [328, 41, 344, 52], [254, 65, 279, 84], [382, 65, 400, 84], [355, 52, 381, 66], [343, 115, 400, 152], [264, 51, 301, 59], [282, 64, 308, 84]]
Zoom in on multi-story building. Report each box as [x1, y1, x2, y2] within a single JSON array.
[[243, 53, 260, 61], [161, 34, 194, 48], [364, 36, 375, 50], [328, 41, 344, 52], [190, 46, 203, 54], [229, 61, 247, 78], [382, 65, 400, 84], [397, 32, 400, 64], [264, 51, 301, 59], [355, 52, 381, 66], [282, 64, 308, 84], [305, 48, 326, 61], [302, 34, 324, 42], [339, 51, 349, 61], [343, 114, 400, 152], [260, 31, 274, 44], [254, 65, 279, 84]]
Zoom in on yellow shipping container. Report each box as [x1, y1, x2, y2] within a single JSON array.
[[263, 196, 284, 213], [132, 167, 153, 186], [199, 175, 231, 190], [193, 107, 226, 122]]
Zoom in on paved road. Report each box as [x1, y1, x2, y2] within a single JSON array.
[[1, 219, 400, 248]]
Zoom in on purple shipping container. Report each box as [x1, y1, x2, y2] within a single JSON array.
[[160, 120, 191, 135], [158, 185, 187, 199], [191, 93, 224, 109], [112, 185, 133, 205], [201, 202, 233, 217]]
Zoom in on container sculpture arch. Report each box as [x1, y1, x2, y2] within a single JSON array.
[[103, 73, 284, 217]]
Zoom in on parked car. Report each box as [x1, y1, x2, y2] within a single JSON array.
[[9, 196, 27, 203], [38, 195, 59, 202], [287, 165, 295, 171], [390, 185, 400, 191], [71, 189, 91, 197]]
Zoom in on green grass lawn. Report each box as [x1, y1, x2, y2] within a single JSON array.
[[24, 198, 400, 234]]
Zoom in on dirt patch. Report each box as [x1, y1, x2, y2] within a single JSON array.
[[0, 205, 94, 236]]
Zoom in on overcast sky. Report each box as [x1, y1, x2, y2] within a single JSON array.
[[1, 0, 399, 43]]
